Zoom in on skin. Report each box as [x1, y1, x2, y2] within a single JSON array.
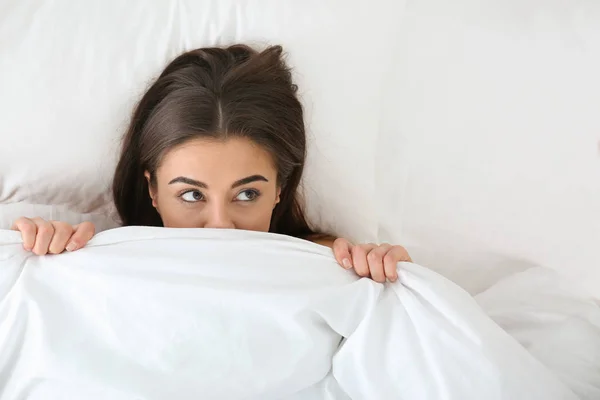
[[145, 138, 281, 231], [12, 137, 412, 282]]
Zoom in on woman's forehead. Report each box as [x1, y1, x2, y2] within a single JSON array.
[[157, 137, 277, 182]]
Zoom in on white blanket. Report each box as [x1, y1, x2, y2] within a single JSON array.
[[0, 227, 598, 399]]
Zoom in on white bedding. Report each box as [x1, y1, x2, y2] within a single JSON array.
[[0, 228, 598, 399]]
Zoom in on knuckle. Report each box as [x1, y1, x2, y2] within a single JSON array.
[[367, 251, 379, 262], [37, 225, 54, 236], [37, 227, 51, 236], [393, 249, 410, 261], [14, 217, 29, 226], [38, 226, 54, 236], [384, 253, 396, 264], [20, 224, 35, 234], [394, 245, 407, 254], [377, 246, 390, 256], [52, 221, 72, 232]]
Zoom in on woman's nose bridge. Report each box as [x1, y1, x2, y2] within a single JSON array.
[[206, 199, 234, 227]]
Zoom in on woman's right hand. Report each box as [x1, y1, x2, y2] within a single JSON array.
[[11, 217, 96, 255]]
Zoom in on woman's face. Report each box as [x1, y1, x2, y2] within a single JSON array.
[[145, 137, 281, 232]]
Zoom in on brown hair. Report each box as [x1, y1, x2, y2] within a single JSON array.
[[112, 44, 315, 238]]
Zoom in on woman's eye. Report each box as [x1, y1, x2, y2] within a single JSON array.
[[235, 189, 260, 202], [180, 190, 204, 202]]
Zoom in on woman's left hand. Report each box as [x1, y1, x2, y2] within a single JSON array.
[[332, 238, 412, 283]]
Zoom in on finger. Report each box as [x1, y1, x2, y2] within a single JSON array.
[[10, 217, 37, 251], [48, 221, 74, 254], [383, 246, 412, 282], [31, 217, 55, 256], [332, 238, 353, 269], [66, 221, 95, 252], [367, 244, 392, 283], [351, 243, 377, 277]]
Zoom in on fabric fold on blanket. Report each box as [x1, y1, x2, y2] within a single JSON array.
[[0, 227, 592, 399]]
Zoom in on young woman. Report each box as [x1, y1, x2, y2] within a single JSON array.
[[11, 44, 411, 283]]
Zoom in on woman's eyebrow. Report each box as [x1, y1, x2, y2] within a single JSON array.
[[231, 175, 268, 188], [168, 177, 207, 188], [168, 175, 268, 189]]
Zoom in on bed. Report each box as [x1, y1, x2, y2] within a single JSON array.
[[1, 1, 599, 398]]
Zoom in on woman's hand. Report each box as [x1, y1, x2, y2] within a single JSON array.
[[332, 238, 412, 283], [11, 217, 95, 255]]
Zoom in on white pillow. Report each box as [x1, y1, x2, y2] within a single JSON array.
[[376, 0, 600, 297]]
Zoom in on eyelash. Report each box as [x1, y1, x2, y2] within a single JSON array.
[[178, 189, 204, 203], [235, 189, 261, 202]]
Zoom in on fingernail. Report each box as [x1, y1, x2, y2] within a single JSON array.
[[66, 242, 77, 252], [342, 258, 352, 269]]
